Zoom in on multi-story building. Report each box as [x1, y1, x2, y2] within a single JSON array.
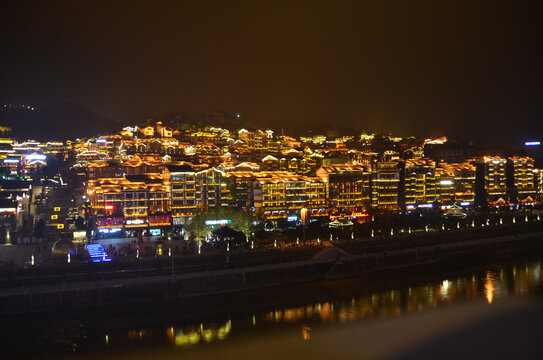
[[474, 157, 508, 205], [371, 162, 400, 211], [165, 164, 198, 224], [238, 129, 268, 151], [537, 169, 543, 200], [252, 173, 327, 220], [86, 156, 165, 180], [226, 171, 257, 208], [164, 165, 228, 225], [435, 161, 476, 205], [316, 164, 371, 215], [87, 174, 172, 235], [194, 167, 228, 209], [252, 177, 287, 219], [401, 159, 437, 208], [507, 157, 536, 203], [260, 150, 322, 176]]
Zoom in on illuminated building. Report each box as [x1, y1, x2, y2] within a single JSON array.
[[141, 126, 155, 137], [266, 137, 282, 153], [321, 151, 349, 166], [226, 171, 256, 208], [194, 167, 228, 209], [88, 174, 171, 234], [12, 140, 40, 154], [304, 177, 328, 217], [359, 133, 375, 145], [401, 159, 437, 208], [278, 135, 301, 150], [166, 164, 198, 223], [423, 136, 448, 146], [88, 179, 125, 232], [537, 170, 543, 199], [403, 147, 424, 160], [238, 129, 268, 151], [252, 176, 287, 219], [506, 157, 536, 203], [474, 157, 508, 205], [316, 164, 371, 215], [382, 150, 400, 162], [252, 173, 327, 220], [23, 153, 47, 174], [190, 126, 231, 145], [371, 162, 400, 211], [86, 156, 165, 180], [261, 155, 279, 172], [435, 167, 455, 204], [220, 162, 260, 173], [0, 138, 14, 160], [434, 161, 476, 205], [156, 122, 173, 138], [44, 142, 68, 155], [76, 150, 109, 164], [164, 165, 227, 225]]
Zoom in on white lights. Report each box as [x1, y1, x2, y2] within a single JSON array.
[[25, 153, 46, 161], [205, 219, 230, 225]]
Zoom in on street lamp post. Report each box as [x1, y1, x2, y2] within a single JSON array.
[[301, 207, 308, 246]]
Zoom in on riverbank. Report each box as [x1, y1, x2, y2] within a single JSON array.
[[1, 226, 543, 316]]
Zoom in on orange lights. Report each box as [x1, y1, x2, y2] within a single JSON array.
[[300, 207, 308, 225]]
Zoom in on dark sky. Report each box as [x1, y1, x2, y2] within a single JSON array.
[[1, 0, 542, 146]]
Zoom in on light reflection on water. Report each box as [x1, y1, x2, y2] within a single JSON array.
[[92, 260, 543, 352]]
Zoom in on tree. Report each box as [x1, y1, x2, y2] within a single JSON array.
[[184, 213, 206, 240], [184, 207, 257, 239]]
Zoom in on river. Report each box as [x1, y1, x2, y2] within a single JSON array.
[[2, 251, 543, 359]]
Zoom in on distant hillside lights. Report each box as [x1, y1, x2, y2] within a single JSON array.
[[1, 104, 35, 111]]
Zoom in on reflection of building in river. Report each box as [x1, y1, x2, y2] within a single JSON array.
[[259, 263, 541, 327], [484, 271, 496, 304], [165, 320, 232, 348], [103, 261, 542, 350]]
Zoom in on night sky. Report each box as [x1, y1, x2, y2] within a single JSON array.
[[1, 1, 542, 146]]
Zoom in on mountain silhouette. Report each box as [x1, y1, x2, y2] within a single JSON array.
[[0, 102, 121, 140]]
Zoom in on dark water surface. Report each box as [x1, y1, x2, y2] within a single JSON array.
[[2, 252, 543, 359]]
